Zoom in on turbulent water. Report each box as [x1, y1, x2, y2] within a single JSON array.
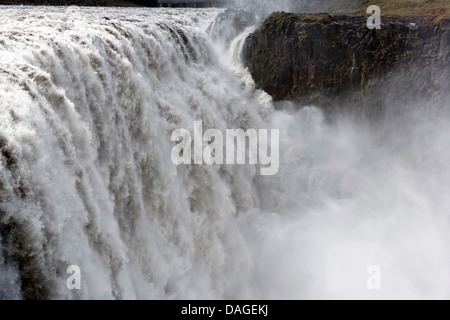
[[0, 6, 450, 299]]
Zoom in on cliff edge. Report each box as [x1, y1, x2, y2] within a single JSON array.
[[243, 12, 450, 117]]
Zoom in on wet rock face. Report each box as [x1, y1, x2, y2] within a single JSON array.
[[243, 12, 450, 117]]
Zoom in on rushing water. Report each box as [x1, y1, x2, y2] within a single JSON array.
[[0, 6, 449, 299]]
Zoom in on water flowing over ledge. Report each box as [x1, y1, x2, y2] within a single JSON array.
[[1, 6, 450, 300]]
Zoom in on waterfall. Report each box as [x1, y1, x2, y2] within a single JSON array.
[[1, 6, 450, 300]]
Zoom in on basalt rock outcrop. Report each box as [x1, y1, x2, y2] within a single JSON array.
[[243, 12, 450, 117]]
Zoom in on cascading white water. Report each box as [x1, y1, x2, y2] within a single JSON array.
[[1, 6, 450, 300]]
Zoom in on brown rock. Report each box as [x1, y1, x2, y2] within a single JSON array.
[[243, 12, 450, 118]]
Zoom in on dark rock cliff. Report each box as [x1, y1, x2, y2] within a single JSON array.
[[243, 13, 450, 118]]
